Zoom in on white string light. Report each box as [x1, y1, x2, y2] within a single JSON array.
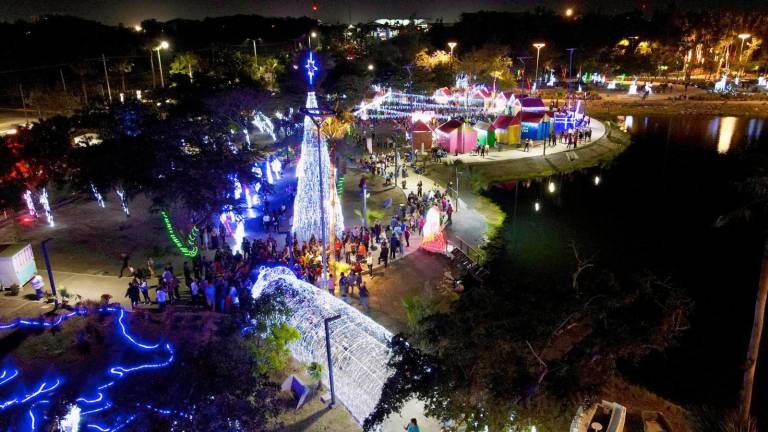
[[292, 91, 344, 243], [38, 188, 54, 227], [251, 267, 393, 424]]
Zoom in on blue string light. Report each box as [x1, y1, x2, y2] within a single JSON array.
[[305, 52, 318, 85], [0, 306, 179, 431]]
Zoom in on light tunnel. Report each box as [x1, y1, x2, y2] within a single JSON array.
[[251, 266, 393, 424]]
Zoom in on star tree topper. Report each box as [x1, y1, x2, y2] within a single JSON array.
[[305, 52, 318, 86]]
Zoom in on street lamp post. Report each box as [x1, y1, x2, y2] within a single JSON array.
[[566, 48, 576, 97], [309, 31, 317, 50], [154, 41, 170, 88], [738, 33, 751, 62], [533, 43, 546, 89], [447, 41, 457, 62], [41, 238, 58, 307], [323, 314, 342, 408]]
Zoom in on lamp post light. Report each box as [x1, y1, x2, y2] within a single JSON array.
[[154, 41, 169, 88], [323, 314, 342, 408], [533, 43, 545, 88], [367, 63, 375, 71], [447, 42, 457, 62], [738, 33, 751, 63], [309, 31, 318, 49]]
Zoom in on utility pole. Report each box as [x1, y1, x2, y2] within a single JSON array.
[[156, 49, 165, 88], [59, 68, 67, 92], [102, 54, 112, 104], [252, 39, 258, 66], [41, 238, 59, 307], [324, 315, 342, 408], [566, 48, 576, 98], [19, 84, 28, 125], [149, 51, 156, 88]]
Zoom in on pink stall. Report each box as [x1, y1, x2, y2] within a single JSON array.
[[436, 119, 477, 154]]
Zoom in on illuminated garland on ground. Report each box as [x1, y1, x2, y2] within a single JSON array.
[[90, 183, 105, 208], [160, 210, 199, 258], [0, 306, 180, 431], [336, 175, 345, 198]]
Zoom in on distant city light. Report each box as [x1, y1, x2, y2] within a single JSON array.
[[565, 8, 574, 16], [133, 25, 143, 32]]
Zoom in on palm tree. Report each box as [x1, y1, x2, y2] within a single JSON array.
[[111, 59, 134, 93], [69, 61, 95, 105], [716, 170, 768, 427]]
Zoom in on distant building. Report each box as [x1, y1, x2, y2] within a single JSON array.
[[370, 18, 429, 40]]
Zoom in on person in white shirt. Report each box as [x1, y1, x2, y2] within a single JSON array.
[[30, 274, 45, 300]]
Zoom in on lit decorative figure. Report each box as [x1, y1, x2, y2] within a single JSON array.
[[734, 75, 740, 86], [455, 73, 469, 89], [292, 91, 345, 243], [644, 82, 653, 95], [115, 188, 130, 217], [420, 206, 447, 253], [219, 210, 245, 253], [714, 74, 728, 92], [577, 84, 582, 93], [252, 112, 276, 141], [546, 71, 556, 87], [758, 75, 766, 87], [90, 183, 105, 208], [628, 79, 638, 95], [607, 80, 617, 90], [60, 405, 81, 432], [23, 190, 37, 218], [270, 156, 282, 178], [265, 161, 274, 184], [250, 267, 393, 424], [39, 188, 54, 227]]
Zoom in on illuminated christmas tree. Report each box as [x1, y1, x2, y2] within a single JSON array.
[[292, 53, 344, 243]]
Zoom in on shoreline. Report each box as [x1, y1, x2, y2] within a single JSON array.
[[583, 99, 768, 118]]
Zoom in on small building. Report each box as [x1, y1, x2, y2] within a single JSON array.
[[492, 114, 521, 146], [436, 119, 477, 154], [473, 121, 496, 148], [0, 243, 37, 288], [520, 97, 547, 113], [520, 112, 550, 141], [411, 120, 433, 153]]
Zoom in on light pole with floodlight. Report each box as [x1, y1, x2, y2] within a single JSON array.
[[154, 41, 169, 88], [447, 41, 457, 62], [533, 43, 545, 89]]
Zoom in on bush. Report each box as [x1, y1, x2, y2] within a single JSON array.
[[8, 284, 20, 296]]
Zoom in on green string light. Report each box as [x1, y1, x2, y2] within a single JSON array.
[[160, 210, 199, 258], [336, 175, 345, 198]]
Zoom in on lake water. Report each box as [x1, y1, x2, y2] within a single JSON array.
[[488, 115, 768, 421]]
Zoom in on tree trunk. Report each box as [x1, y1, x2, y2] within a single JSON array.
[[80, 75, 88, 105], [739, 237, 768, 425]]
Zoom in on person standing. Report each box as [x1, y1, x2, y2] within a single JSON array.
[[156, 287, 168, 312], [183, 261, 192, 290], [339, 272, 349, 303], [139, 278, 150, 304], [146, 257, 155, 278], [29, 273, 45, 300], [366, 251, 374, 277], [446, 202, 454, 224], [125, 282, 140, 310], [379, 241, 389, 268], [405, 418, 420, 432], [190, 278, 199, 307], [119, 252, 132, 278], [359, 282, 370, 311]]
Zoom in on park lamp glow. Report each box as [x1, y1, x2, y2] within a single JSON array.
[[594, 175, 601, 186], [534, 200, 541, 212], [548, 181, 556, 193]]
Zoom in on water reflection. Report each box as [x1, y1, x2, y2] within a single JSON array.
[[717, 117, 737, 154], [624, 115, 766, 154]]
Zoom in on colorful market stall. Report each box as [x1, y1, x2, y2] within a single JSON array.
[[437, 119, 477, 154], [552, 111, 578, 134], [0, 243, 37, 288], [411, 119, 433, 153], [520, 97, 547, 113], [493, 114, 521, 146], [474, 121, 496, 148], [520, 112, 550, 140]]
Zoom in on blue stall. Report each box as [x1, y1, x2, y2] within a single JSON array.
[[520, 112, 550, 140]]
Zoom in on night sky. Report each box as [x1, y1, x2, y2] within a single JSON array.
[[0, 0, 763, 25]]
